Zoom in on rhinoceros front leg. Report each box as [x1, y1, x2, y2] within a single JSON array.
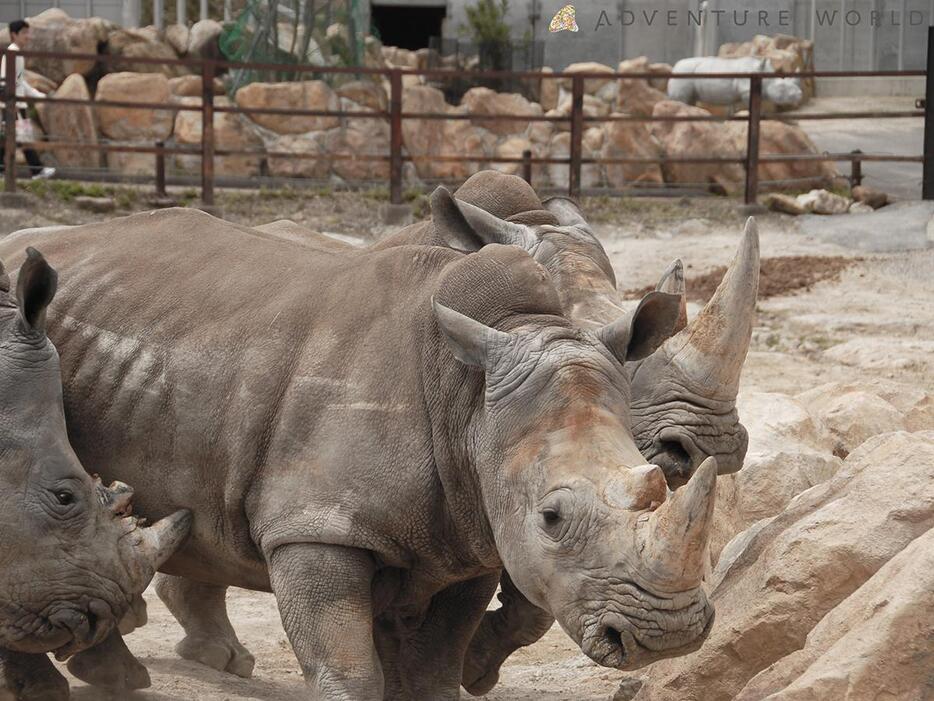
[[268, 543, 383, 700], [393, 573, 500, 701], [0, 648, 68, 701], [65, 629, 150, 691], [461, 572, 555, 696], [153, 574, 255, 677]]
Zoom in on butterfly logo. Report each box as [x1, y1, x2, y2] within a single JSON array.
[[549, 4, 579, 33]]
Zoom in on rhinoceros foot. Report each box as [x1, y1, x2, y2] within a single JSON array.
[[175, 635, 255, 678], [0, 649, 69, 701], [66, 631, 150, 691]]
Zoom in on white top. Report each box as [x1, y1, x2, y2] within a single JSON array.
[[0, 42, 45, 109]]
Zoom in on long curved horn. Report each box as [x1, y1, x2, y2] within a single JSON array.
[[454, 199, 538, 250], [642, 457, 717, 591], [135, 509, 192, 581], [662, 218, 759, 394]]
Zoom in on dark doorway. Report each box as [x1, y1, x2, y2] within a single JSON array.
[[371, 4, 446, 50]]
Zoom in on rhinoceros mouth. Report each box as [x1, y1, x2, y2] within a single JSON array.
[[581, 584, 714, 670]]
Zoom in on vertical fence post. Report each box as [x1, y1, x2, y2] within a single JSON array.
[[155, 141, 166, 197], [201, 59, 215, 207], [4, 49, 17, 194], [924, 26, 934, 200], [389, 69, 403, 206], [850, 149, 863, 188], [522, 149, 532, 184], [744, 75, 762, 205], [568, 74, 584, 199]]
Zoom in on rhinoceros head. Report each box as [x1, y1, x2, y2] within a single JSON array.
[[432, 252, 715, 670], [0, 249, 191, 658], [764, 76, 803, 106]]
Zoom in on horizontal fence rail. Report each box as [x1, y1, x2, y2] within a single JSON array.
[[2, 47, 930, 206]]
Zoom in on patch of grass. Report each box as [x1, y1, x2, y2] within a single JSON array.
[[21, 179, 108, 202]]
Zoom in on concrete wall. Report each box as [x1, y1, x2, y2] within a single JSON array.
[[0, 0, 126, 24]]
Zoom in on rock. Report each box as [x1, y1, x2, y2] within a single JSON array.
[[526, 118, 555, 146], [849, 200, 874, 214], [734, 526, 934, 701], [796, 388, 906, 456], [401, 85, 448, 179], [764, 192, 806, 214], [5, 9, 103, 83], [95, 72, 174, 141], [326, 118, 391, 181], [729, 120, 838, 191], [174, 96, 263, 177], [168, 75, 226, 97], [187, 19, 222, 58], [549, 93, 610, 132], [106, 143, 158, 176], [74, 196, 115, 213], [35, 73, 98, 169], [797, 379, 933, 434], [796, 188, 851, 215], [492, 136, 533, 178], [613, 677, 644, 700], [616, 78, 668, 116], [636, 430, 934, 701], [382, 46, 418, 69], [539, 67, 559, 112], [265, 131, 328, 179], [559, 61, 615, 93], [651, 100, 744, 194], [549, 131, 601, 190], [107, 29, 188, 78], [235, 81, 339, 134], [336, 81, 387, 113], [431, 116, 496, 180], [601, 119, 664, 187], [852, 184, 889, 209], [164, 24, 189, 56], [710, 392, 841, 560], [460, 87, 542, 137], [24, 70, 56, 94], [618, 56, 651, 74], [647, 62, 672, 92], [363, 35, 386, 70]]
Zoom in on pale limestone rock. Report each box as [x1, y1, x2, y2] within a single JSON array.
[[95, 72, 174, 141], [235, 81, 339, 135]]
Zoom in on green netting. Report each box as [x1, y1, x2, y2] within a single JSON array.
[[220, 0, 367, 94]]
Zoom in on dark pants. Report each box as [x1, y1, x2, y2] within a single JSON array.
[[0, 109, 44, 176]]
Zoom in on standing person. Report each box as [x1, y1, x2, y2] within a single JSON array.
[[0, 19, 55, 179]]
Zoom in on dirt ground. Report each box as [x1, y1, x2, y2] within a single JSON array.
[[1, 188, 931, 700]]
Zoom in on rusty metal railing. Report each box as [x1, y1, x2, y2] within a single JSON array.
[[2, 45, 930, 207]]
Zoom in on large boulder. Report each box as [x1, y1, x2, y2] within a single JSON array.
[[559, 61, 615, 94], [635, 430, 934, 701], [491, 135, 534, 178], [727, 120, 837, 191], [174, 96, 263, 177], [548, 130, 602, 190], [336, 81, 387, 113], [548, 93, 610, 132], [106, 143, 158, 176], [401, 85, 448, 179], [235, 81, 340, 135], [265, 131, 329, 179], [95, 72, 174, 141], [168, 75, 225, 98], [24, 70, 56, 94], [539, 67, 559, 112], [164, 24, 189, 56], [601, 119, 664, 187], [651, 100, 744, 194], [326, 118, 391, 181], [460, 87, 543, 137], [35, 73, 98, 168], [735, 526, 934, 700], [0, 9, 106, 83], [798, 379, 933, 434], [106, 29, 188, 78], [432, 115, 496, 180], [187, 19, 222, 59], [616, 78, 668, 117]]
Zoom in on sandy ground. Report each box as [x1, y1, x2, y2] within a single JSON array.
[[1, 193, 931, 700]]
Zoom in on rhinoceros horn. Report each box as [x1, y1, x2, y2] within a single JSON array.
[[135, 510, 192, 579], [655, 259, 687, 333], [642, 456, 717, 590], [660, 218, 759, 395]]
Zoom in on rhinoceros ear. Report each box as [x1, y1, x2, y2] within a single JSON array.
[[430, 186, 485, 251], [0, 259, 10, 293], [16, 247, 58, 334], [598, 291, 682, 363], [433, 298, 513, 369], [542, 196, 588, 229], [453, 199, 538, 251]]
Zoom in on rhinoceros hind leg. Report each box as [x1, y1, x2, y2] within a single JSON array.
[[0, 649, 69, 701], [66, 630, 150, 691], [154, 573, 255, 678]]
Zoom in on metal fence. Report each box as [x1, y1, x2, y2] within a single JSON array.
[[2, 41, 931, 207]]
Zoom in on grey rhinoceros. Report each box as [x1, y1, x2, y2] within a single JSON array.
[[0, 249, 191, 701], [0, 211, 719, 700], [667, 56, 803, 107]]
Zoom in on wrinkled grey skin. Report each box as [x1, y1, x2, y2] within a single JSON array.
[[0, 249, 192, 701], [668, 56, 804, 107], [0, 214, 718, 700]]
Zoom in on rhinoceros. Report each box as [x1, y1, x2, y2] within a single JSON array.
[[667, 56, 803, 107], [0, 249, 191, 701], [0, 211, 719, 700]]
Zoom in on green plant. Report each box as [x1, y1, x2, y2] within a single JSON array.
[[464, 0, 510, 44]]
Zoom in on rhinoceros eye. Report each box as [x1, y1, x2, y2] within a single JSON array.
[[54, 490, 75, 506], [541, 507, 562, 526]]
